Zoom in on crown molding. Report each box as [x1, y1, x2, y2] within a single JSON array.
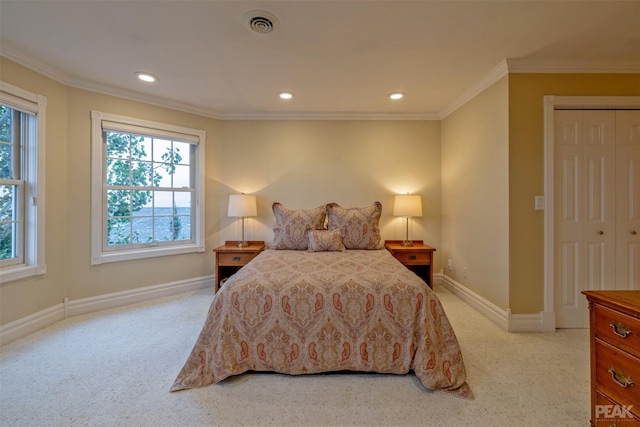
[[506, 58, 640, 74], [68, 75, 224, 120], [2, 47, 436, 120], [437, 58, 640, 119], [1, 45, 224, 120], [438, 60, 510, 119], [220, 111, 439, 120], [3, 45, 639, 122], [1, 44, 70, 86]]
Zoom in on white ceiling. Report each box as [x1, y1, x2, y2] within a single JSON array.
[[1, 1, 639, 119]]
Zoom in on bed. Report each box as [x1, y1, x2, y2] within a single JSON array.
[[171, 202, 472, 398]]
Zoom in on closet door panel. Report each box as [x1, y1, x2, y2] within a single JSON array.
[[616, 110, 640, 290], [582, 111, 616, 294], [554, 110, 616, 328], [555, 111, 583, 327]]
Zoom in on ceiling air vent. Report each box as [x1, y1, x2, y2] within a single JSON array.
[[244, 10, 279, 34]]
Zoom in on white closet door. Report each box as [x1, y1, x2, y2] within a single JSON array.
[[615, 110, 640, 290], [554, 110, 616, 328]]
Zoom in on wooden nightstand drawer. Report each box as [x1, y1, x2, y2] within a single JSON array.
[[595, 304, 640, 356], [394, 251, 431, 264], [595, 339, 640, 417], [218, 252, 259, 266]]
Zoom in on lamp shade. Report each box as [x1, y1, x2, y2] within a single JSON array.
[[393, 194, 422, 218], [228, 194, 257, 218]]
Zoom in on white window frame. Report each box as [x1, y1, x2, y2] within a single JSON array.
[[0, 82, 47, 284], [90, 111, 205, 265]]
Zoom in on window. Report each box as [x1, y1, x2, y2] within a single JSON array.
[[91, 111, 205, 264], [0, 82, 46, 284]]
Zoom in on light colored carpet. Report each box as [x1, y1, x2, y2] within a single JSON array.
[[0, 285, 589, 426]]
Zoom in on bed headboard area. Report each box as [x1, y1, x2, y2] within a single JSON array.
[[270, 201, 383, 251]]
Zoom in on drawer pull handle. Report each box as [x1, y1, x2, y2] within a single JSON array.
[[233, 256, 241, 262], [610, 322, 632, 338], [408, 255, 416, 260], [608, 367, 634, 388]]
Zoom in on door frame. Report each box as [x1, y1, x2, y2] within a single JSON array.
[[543, 96, 640, 331]]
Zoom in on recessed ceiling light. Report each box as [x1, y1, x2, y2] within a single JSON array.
[[389, 92, 404, 100], [278, 91, 293, 100], [136, 72, 158, 83]]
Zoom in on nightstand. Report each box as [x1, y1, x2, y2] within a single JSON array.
[[213, 241, 265, 292], [384, 240, 436, 288]]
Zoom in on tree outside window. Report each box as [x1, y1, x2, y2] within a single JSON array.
[[0, 105, 19, 262], [105, 132, 191, 247]]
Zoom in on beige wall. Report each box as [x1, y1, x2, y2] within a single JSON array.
[[508, 73, 640, 314], [64, 88, 221, 300], [5, 53, 637, 326], [441, 76, 510, 309], [0, 57, 221, 323], [441, 72, 640, 315], [1, 58, 69, 323], [218, 120, 442, 259], [0, 57, 442, 325]]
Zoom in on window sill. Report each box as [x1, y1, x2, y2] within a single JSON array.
[[91, 243, 205, 265], [0, 264, 47, 285]]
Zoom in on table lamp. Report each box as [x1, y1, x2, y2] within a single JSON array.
[[393, 194, 422, 247], [228, 193, 257, 247]]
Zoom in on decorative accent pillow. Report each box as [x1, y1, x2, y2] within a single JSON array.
[[271, 202, 327, 250], [327, 202, 382, 250], [307, 229, 345, 252]]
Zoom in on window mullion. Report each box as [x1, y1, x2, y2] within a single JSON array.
[[12, 111, 21, 180], [16, 180, 24, 264]]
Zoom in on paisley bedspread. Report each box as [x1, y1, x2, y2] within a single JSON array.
[[171, 249, 472, 398]]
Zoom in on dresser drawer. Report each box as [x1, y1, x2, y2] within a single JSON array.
[[595, 304, 640, 356], [218, 252, 259, 266], [594, 392, 640, 426], [595, 339, 640, 417]]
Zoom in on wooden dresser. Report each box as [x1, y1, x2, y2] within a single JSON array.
[[583, 291, 640, 427]]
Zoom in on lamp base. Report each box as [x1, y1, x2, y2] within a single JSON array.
[[401, 240, 414, 247], [237, 241, 249, 248]]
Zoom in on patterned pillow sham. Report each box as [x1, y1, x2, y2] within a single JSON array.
[[307, 229, 345, 252], [327, 202, 382, 250], [271, 202, 327, 250]]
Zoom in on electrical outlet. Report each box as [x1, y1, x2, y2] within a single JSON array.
[[447, 259, 452, 271], [463, 267, 468, 279]]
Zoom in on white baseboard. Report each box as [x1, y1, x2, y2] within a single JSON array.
[[508, 313, 538, 332], [508, 311, 556, 333], [440, 274, 510, 330], [2, 272, 555, 345], [0, 303, 65, 346], [0, 275, 215, 346], [66, 275, 214, 317], [440, 274, 556, 333]]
